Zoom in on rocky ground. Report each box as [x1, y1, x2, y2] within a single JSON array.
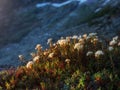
[[0, 0, 120, 67]]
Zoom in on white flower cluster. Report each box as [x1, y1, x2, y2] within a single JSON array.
[[85, 33, 98, 41], [109, 36, 118, 46], [57, 39, 68, 46], [109, 40, 117, 46], [26, 61, 34, 69], [47, 38, 52, 45], [79, 38, 85, 44], [33, 56, 40, 62], [65, 59, 70, 63], [108, 46, 114, 51], [25, 34, 120, 69], [82, 34, 87, 39], [113, 36, 118, 41], [72, 35, 78, 39], [48, 52, 54, 58], [30, 52, 36, 58], [26, 55, 41, 69], [18, 55, 24, 61], [95, 50, 104, 58], [88, 33, 97, 37], [118, 42, 120, 46], [35, 44, 42, 50], [74, 43, 84, 51], [86, 51, 93, 56]]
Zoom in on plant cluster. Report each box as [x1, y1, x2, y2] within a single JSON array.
[[0, 33, 120, 90]]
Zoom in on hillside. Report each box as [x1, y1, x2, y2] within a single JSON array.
[[0, 0, 120, 67], [0, 0, 120, 89]]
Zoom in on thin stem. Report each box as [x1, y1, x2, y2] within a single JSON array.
[[110, 54, 115, 73]]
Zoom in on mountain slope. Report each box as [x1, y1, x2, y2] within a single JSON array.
[[0, 0, 120, 67]]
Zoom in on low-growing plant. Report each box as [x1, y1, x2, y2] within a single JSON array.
[[0, 33, 120, 89]]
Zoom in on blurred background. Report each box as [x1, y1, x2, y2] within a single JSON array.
[[0, 0, 120, 67]]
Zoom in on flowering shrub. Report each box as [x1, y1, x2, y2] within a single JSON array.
[[0, 33, 120, 89]]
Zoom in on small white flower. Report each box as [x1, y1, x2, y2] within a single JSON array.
[[30, 52, 36, 57], [43, 51, 48, 56], [60, 37, 64, 39], [72, 35, 78, 39], [48, 52, 54, 58], [109, 40, 117, 46], [66, 36, 71, 42], [118, 42, 120, 46], [53, 43, 56, 46], [82, 34, 87, 39], [33, 56, 40, 62], [78, 35, 82, 39], [65, 59, 70, 63], [91, 38, 99, 44], [86, 51, 93, 56], [79, 38, 85, 44], [95, 50, 104, 58], [57, 39, 68, 46], [113, 36, 118, 41], [89, 33, 97, 37], [35, 44, 42, 50], [108, 46, 114, 51], [86, 36, 91, 40], [74, 43, 84, 51], [47, 38, 52, 45], [26, 61, 34, 69], [18, 55, 24, 61]]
